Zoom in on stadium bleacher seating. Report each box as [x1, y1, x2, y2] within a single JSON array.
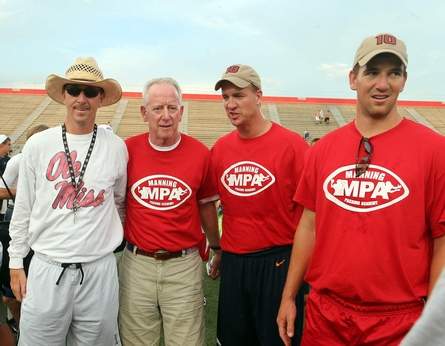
[[1, 89, 444, 153]]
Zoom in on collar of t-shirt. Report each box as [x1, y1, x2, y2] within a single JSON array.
[[148, 135, 182, 152]]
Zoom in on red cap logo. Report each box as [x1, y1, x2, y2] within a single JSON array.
[[375, 34, 397, 46], [226, 65, 240, 73]]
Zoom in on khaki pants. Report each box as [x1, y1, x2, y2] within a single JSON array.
[[119, 248, 205, 346]]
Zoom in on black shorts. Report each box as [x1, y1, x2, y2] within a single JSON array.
[[217, 246, 306, 346]]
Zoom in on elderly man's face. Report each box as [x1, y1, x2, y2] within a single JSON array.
[[140, 83, 183, 147], [0, 139, 11, 157]]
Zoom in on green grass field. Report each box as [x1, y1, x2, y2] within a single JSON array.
[[204, 270, 220, 345]]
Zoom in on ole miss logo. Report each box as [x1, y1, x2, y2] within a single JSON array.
[[221, 161, 275, 197], [46, 151, 105, 210], [131, 174, 192, 210], [323, 164, 409, 212]]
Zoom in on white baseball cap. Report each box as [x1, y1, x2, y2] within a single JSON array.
[[0, 134, 10, 144]]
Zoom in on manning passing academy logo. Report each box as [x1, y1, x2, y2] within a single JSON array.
[[323, 164, 409, 212], [131, 174, 192, 210], [221, 161, 275, 196]]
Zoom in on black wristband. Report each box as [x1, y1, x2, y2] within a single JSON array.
[[210, 245, 221, 251]]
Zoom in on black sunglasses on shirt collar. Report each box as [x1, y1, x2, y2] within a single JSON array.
[[355, 137, 373, 178]]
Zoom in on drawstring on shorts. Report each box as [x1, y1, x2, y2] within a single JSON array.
[[55, 263, 84, 285]]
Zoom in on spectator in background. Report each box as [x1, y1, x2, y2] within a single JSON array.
[[0, 133, 14, 345], [0, 126, 49, 200], [314, 112, 321, 124], [212, 64, 308, 346], [0, 136, 11, 174], [0, 135, 11, 221], [318, 108, 324, 123], [324, 110, 331, 124], [0, 135, 12, 341], [0, 124, 49, 334]]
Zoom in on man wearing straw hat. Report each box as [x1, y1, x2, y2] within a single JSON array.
[[8, 57, 127, 345]]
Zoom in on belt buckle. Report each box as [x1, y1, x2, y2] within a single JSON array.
[[153, 250, 168, 260]]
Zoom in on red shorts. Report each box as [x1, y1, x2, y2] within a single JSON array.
[[302, 290, 424, 346]]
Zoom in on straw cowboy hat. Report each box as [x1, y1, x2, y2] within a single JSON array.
[[45, 57, 122, 106]]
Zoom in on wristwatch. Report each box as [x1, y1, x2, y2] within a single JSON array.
[[210, 245, 221, 251]]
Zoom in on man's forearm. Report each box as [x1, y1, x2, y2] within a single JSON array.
[[281, 208, 315, 300], [0, 187, 16, 200], [199, 201, 220, 247]]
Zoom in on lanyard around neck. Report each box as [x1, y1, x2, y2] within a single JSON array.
[[61, 124, 97, 194]]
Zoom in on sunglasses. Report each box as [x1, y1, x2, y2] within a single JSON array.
[[355, 137, 373, 178], [64, 84, 103, 98]]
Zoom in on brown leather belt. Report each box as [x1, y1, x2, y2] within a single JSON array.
[[126, 243, 191, 260]]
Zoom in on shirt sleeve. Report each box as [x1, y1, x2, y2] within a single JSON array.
[[8, 146, 35, 268], [294, 147, 317, 211], [209, 145, 219, 188], [430, 141, 445, 238], [400, 268, 445, 345], [0, 154, 20, 189], [114, 140, 128, 223], [197, 149, 218, 203]]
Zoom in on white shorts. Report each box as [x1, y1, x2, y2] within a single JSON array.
[[19, 253, 121, 346]]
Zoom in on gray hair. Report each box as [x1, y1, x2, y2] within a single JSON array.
[[142, 77, 182, 105]]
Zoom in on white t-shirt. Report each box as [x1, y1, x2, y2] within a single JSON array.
[[8, 126, 128, 268], [0, 153, 21, 207], [0, 153, 21, 189]]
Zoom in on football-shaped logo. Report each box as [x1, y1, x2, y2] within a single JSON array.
[[131, 174, 192, 210], [323, 164, 409, 212], [221, 161, 275, 197]]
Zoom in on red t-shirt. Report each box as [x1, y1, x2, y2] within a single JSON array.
[[124, 133, 217, 251], [295, 119, 445, 304], [211, 123, 308, 254]]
